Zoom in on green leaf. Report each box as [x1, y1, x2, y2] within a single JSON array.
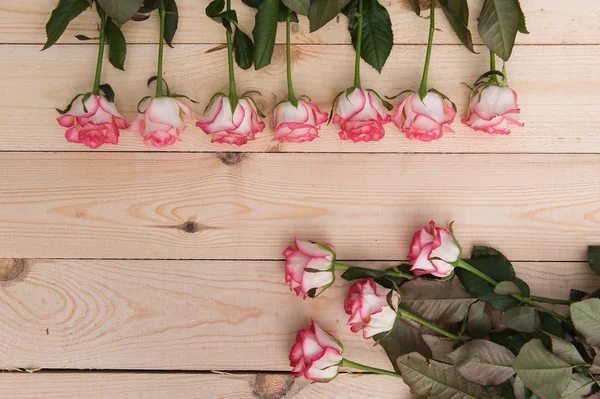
[[513, 339, 574, 399], [489, 330, 531, 355], [97, 0, 145, 26], [75, 34, 94, 40], [501, 307, 540, 333], [104, 17, 126, 70], [467, 301, 492, 338], [407, 0, 420, 16], [348, 0, 393, 73], [376, 319, 432, 373], [340, 265, 413, 290], [589, 246, 600, 277], [398, 352, 500, 399], [512, 376, 532, 399], [98, 84, 115, 102], [571, 299, 600, 347], [233, 27, 254, 70], [440, 0, 475, 53], [549, 335, 586, 366], [252, 0, 279, 69], [400, 277, 477, 324], [449, 339, 516, 386], [512, 0, 528, 34], [281, 0, 309, 15], [559, 373, 594, 399], [163, 0, 178, 47], [43, 0, 91, 50], [495, 281, 522, 296], [206, 0, 225, 19], [308, 0, 351, 32], [478, 0, 521, 61]]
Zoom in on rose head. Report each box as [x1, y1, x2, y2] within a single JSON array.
[[273, 100, 328, 143], [128, 96, 191, 148], [393, 92, 456, 142], [58, 94, 128, 149], [463, 84, 523, 135], [284, 239, 335, 299], [290, 320, 343, 382], [332, 88, 391, 143], [345, 278, 399, 339], [408, 221, 460, 278], [196, 95, 265, 146]]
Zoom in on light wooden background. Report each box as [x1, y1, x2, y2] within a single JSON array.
[[1, 0, 600, 397]]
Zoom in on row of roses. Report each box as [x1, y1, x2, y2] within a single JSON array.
[[50, 0, 523, 149]]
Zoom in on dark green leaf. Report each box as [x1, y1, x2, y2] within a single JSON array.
[[495, 281, 522, 296], [252, 0, 279, 69], [163, 0, 178, 47], [105, 17, 126, 70], [308, 0, 351, 32], [98, 84, 115, 102], [233, 27, 254, 70], [512, 0, 528, 34], [348, 0, 393, 73], [75, 34, 93, 40], [56, 93, 84, 114], [206, 0, 225, 19], [241, 0, 262, 7], [589, 246, 600, 277], [407, 0, 420, 16], [478, 0, 521, 61], [489, 330, 531, 356], [538, 313, 565, 340], [376, 319, 432, 373], [440, 0, 475, 53], [281, 0, 309, 15], [341, 265, 414, 290], [97, 0, 145, 26], [43, 0, 91, 50], [570, 290, 589, 302]]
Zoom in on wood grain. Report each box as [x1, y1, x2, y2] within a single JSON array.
[[2, 45, 600, 153], [0, 373, 410, 399], [1, 153, 599, 261], [0, 259, 597, 371], [1, 0, 598, 45]]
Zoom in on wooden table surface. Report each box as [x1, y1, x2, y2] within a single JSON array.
[[1, 0, 600, 397]]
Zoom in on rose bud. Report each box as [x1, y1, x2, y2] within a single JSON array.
[[284, 239, 336, 299], [196, 95, 265, 146], [393, 92, 456, 142], [272, 99, 328, 143], [462, 84, 523, 135], [58, 94, 128, 149], [332, 88, 391, 143], [408, 221, 460, 278], [290, 320, 343, 382], [129, 96, 191, 148], [345, 278, 399, 339]]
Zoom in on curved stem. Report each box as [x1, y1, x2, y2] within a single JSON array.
[[341, 359, 401, 378], [92, 8, 107, 95], [226, 0, 237, 104], [286, 9, 297, 104], [489, 50, 498, 85], [156, 0, 166, 96], [398, 309, 467, 343], [353, 0, 363, 89], [418, 3, 435, 98]]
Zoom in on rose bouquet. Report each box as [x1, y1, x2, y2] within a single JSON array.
[[284, 223, 600, 399]]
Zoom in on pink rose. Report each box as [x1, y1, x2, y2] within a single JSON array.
[[332, 88, 391, 143], [284, 239, 335, 299], [129, 96, 191, 148], [273, 100, 328, 143], [57, 94, 128, 149], [462, 84, 523, 135], [290, 320, 343, 382], [345, 278, 399, 339], [393, 92, 456, 142], [408, 221, 460, 278], [196, 96, 265, 146]]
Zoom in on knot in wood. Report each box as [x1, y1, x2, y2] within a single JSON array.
[[217, 152, 248, 166], [0, 259, 25, 282], [253, 374, 295, 399]]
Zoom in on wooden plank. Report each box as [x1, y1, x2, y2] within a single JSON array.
[[1, 153, 599, 261], [0, 372, 410, 399], [0, 259, 597, 371], [2, 45, 600, 153], [1, 0, 597, 45]]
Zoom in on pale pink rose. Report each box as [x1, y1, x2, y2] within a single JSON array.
[[273, 100, 328, 143], [332, 88, 391, 143], [196, 96, 265, 146], [393, 92, 456, 142], [129, 96, 191, 148], [463, 84, 523, 135], [290, 320, 343, 382], [284, 239, 335, 299], [57, 94, 127, 149], [345, 278, 399, 339], [408, 221, 460, 278]]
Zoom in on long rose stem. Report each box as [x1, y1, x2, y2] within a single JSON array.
[[156, 0, 166, 96], [341, 359, 401, 378], [418, 2, 435, 98], [353, 0, 363, 89], [286, 8, 297, 104], [92, 7, 106, 95]]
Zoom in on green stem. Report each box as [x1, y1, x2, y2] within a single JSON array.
[[353, 0, 363, 89], [156, 0, 166, 96], [418, 2, 435, 98], [398, 309, 467, 343], [489, 50, 498, 85], [286, 9, 297, 104], [332, 263, 416, 280], [92, 8, 106, 95], [333, 262, 351, 271], [530, 295, 574, 306], [341, 359, 401, 378], [226, 0, 237, 103]]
